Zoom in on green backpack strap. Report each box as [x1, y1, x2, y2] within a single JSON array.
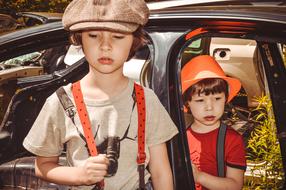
[[217, 122, 227, 177]]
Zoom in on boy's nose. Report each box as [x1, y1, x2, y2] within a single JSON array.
[[100, 38, 112, 51], [205, 100, 213, 111]]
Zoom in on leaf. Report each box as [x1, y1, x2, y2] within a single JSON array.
[[245, 94, 284, 189]]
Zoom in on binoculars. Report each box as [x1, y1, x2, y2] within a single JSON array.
[[105, 136, 120, 177]]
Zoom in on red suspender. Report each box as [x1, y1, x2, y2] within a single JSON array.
[[134, 83, 146, 190], [72, 81, 146, 189], [72, 81, 104, 190], [72, 81, 98, 156]]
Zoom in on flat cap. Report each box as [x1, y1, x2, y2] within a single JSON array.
[[62, 0, 149, 33]]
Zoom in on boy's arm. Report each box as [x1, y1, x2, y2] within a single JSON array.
[[148, 143, 174, 190], [35, 155, 109, 186], [193, 164, 244, 190]]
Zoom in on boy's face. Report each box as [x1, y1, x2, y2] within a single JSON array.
[[188, 92, 226, 128], [82, 30, 133, 74]]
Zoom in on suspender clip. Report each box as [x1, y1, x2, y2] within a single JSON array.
[[66, 107, 76, 119], [137, 152, 146, 164]]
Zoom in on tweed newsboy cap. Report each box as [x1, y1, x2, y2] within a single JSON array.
[[62, 0, 149, 33]]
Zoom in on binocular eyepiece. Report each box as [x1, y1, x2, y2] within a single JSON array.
[[105, 136, 120, 177]]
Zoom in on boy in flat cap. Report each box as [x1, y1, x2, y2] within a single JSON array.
[[23, 0, 178, 190], [181, 55, 246, 190]]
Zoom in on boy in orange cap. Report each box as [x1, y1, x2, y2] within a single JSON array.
[[23, 0, 178, 189], [181, 55, 246, 190]]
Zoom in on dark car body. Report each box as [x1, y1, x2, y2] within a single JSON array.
[[0, 1, 286, 189]]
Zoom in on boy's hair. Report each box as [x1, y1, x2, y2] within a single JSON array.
[[183, 78, 229, 113], [69, 27, 148, 61]]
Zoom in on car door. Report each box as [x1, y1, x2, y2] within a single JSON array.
[[163, 19, 286, 190], [0, 22, 85, 189]]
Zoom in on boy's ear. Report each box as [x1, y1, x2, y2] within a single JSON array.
[[184, 112, 194, 129], [127, 37, 141, 61], [184, 102, 191, 114]]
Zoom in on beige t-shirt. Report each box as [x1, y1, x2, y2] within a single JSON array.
[[23, 79, 178, 190]]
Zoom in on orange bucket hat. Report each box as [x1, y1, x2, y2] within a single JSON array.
[[181, 55, 241, 102]]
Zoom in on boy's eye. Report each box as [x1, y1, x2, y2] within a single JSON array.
[[194, 99, 204, 102], [88, 34, 98, 38], [113, 35, 125, 39], [215, 97, 222, 101]]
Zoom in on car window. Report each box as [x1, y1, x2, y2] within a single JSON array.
[[0, 45, 68, 124], [0, 52, 42, 68]]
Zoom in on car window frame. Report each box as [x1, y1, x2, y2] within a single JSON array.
[[167, 26, 286, 189]]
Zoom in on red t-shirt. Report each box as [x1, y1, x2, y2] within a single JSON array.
[[187, 126, 246, 190]]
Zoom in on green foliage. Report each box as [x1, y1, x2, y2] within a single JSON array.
[[1, 0, 71, 12], [244, 95, 284, 189], [0, 0, 158, 13], [283, 44, 286, 68]]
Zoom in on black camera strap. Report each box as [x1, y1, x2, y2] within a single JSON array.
[[217, 123, 227, 177]]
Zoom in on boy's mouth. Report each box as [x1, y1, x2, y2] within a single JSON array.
[[204, 116, 215, 121], [98, 57, 114, 65]]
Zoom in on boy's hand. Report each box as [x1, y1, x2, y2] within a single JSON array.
[[191, 163, 201, 183], [80, 154, 109, 185]]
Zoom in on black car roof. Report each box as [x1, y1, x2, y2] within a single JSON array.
[[150, 5, 286, 25]]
